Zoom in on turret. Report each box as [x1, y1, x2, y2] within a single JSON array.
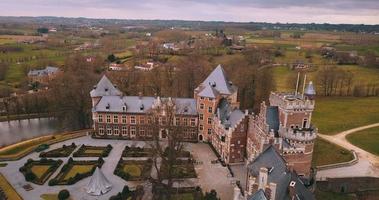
[[304, 81, 316, 100]]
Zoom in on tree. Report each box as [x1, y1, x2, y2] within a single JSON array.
[[37, 27, 49, 34], [148, 99, 187, 200], [204, 189, 220, 200], [107, 54, 117, 63], [58, 189, 70, 200]]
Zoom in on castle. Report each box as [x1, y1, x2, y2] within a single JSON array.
[[90, 65, 317, 199]]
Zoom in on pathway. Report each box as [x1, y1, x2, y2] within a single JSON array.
[[317, 123, 379, 179]]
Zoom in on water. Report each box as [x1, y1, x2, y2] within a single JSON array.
[[0, 118, 61, 147]]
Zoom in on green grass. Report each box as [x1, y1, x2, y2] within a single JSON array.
[[313, 138, 354, 166], [31, 165, 51, 179], [64, 165, 94, 180], [346, 127, 379, 156], [313, 97, 379, 134], [123, 164, 142, 177]]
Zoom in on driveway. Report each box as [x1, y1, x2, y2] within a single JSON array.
[[317, 123, 379, 179]]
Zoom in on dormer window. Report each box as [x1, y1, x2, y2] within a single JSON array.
[[122, 106, 126, 112], [106, 103, 110, 110], [105, 88, 109, 92], [184, 106, 188, 113], [140, 104, 144, 111]]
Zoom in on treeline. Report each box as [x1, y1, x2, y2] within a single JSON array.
[[317, 66, 379, 97]]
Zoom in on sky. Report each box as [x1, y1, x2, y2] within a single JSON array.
[[1, 0, 379, 24]]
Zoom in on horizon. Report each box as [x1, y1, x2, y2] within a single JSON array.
[[1, 0, 379, 25]]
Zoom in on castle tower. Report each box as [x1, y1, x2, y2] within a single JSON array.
[[194, 65, 238, 141], [269, 81, 317, 178]]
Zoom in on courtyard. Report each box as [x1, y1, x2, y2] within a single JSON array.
[[0, 135, 238, 200]]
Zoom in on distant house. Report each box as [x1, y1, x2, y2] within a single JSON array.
[[163, 43, 179, 51], [134, 62, 155, 71], [28, 66, 60, 84], [108, 63, 123, 71]]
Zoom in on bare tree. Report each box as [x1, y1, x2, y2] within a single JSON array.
[[148, 98, 187, 200]]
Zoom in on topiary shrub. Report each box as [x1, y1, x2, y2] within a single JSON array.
[[25, 171, 36, 182], [58, 189, 70, 200]]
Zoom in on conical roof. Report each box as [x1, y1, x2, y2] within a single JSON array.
[[85, 167, 112, 196], [201, 65, 235, 95], [305, 81, 316, 96]]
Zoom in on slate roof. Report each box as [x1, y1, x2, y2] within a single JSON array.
[[216, 98, 245, 129], [305, 81, 316, 96], [198, 84, 219, 98], [247, 145, 315, 200], [248, 189, 268, 200], [266, 106, 279, 135], [93, 96, 197, 115], [28, 66, 59, 76], [90, 75, 122, 97], [198, 65, 236, 96]]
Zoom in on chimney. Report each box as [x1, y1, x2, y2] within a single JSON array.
[[258, 167, 268, 189], [269, 182, 277, 200], [289, 181, 296, 199]]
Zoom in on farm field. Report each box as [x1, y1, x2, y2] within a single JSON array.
[[346, 127, 379, 156]]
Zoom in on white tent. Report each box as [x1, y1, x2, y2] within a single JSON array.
[[85, 167, 112, 196]]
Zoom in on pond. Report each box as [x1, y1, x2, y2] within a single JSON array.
[[0, 118, 62, 147]]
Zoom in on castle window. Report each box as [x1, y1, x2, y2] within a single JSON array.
[[183, 118, 188, 126], [207, 118, 212, 124], [106, 115, 111, 123], [113, 127, 119, 135], [113, 115, 118, 123], [199, 124, 203, 130], [175, 117, 180, 126], [140, 129, 145, 136], [208, 107, 213, 113], [200, 103, 204, 109], [98, 114, 103, 123], [106, 126, 112, 135], [131, 126, 136, 136], [200, 97, 204, 100], [98, 125, 104, 135], [208, 128, 212, 135], [121, 126, 128, 136], [190, 118, 196, 127], [140, 117, 145, 124], [131, 116, 136, 124], [303, 118, 308, 128], [122, 115, 127, 124], [199, 114, 204, 120]]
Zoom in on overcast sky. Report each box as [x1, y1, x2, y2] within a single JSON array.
[[1, 0, 379, 24]]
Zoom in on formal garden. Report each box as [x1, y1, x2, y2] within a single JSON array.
[[114, 158, 153, 181], [39, 143, 77, 158], [152, 185, 204, 200], [19, 158, 63, 185], [160, 159, 197, 179], [48, 157, 104, 185], [73, 144, 113, 157], [122, 146, 153, 157]]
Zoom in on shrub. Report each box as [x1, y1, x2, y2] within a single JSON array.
[[58, 189, 70, 200], [25, 171, 36, 181], [122, 185, 130, 196]]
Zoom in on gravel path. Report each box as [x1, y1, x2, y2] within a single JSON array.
[[317, 123, 379, 179]]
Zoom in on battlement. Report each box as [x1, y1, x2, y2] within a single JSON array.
[[269, 92, 315, 111], [279, 125, 317, 142]]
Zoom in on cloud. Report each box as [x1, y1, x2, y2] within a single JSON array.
[[0, 0, 378, 24]]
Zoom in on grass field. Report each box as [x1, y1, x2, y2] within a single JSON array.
[[31, 165, 51, 179], [0, 173, 23, 200], [123, 164, 142, 177], [346, 127, 379, 156], [312, 138, 354, 166], [64, 165, 94, 180], [313, 97, 379, 135], [84, 149, 104, 154]]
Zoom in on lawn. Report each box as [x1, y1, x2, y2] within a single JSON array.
[[313, 97, 379, 134], [314, 189, 356, 200], [41, 193, 73, 200], [160, 160, 197, 179], [0, 173, 23, 200], [64, 165, 94, 180], [346, 127, 379, 156], [123, 164, 142, 177], [312, 138, 354, 166], [172, 193, 195, 200], [73, 144, 112, 157], [31, 165, 51, 179], [84, 149, 104, 154]]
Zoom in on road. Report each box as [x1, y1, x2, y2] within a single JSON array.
[[317, 123, 379, 179]]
